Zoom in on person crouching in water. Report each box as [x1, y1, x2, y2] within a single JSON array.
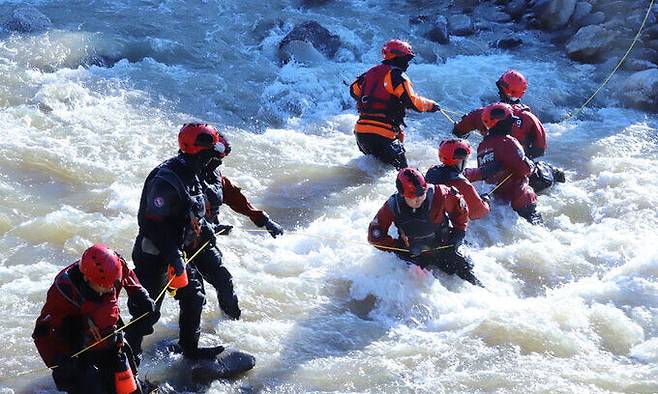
[[32, 244, 155, 394], [463, 103, 542, 224], [452, 69, 565, 192], [368, 168, 483, 287], [426, 139, 490, 220]]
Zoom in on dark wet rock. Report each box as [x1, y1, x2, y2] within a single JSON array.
[[578, 11, 606, 27], [632, 47, 658, 64], [492, 37, 523, 49], [505, 0, 528, 20], [622, 58, 657, 72], [538, 0, 576, 30], [571, 1, 592, 25], [425, 16, 449, 44], [278, 21, 341, 64], [449, 14, 475, 36], [301, 0, 332, 6], [621, 69, 658, 111], [5, 6, 52, 33], [566, 24, 617, 63], [643, 24, 658, 40], [485, 10, 513, 23]]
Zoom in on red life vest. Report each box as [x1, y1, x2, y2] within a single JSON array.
[[356, 64, 405, 125]]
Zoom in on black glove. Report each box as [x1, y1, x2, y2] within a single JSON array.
[[170, 250, 186, 276], [263, 218, 284, 238], [429, 101, 440, 112], [442, 229, 466, 248], [199, 221, 217, 246], [479, 193, 490, 203], [409, 244, 428, 258], [52, 355, 78, 391], [213, 224, 233, 236], [127, 289, 156, 318]]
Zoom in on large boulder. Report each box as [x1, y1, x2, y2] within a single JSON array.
[[578, 11, 606, 27], [566, 24, 616, 63], [505, 0, 529, 20], [278, 21, 341, 64], [425, 16, 450, 44], [449, 14, 475, 36], [621, 68, 658, 111], [5, 6, 52, 33], [571, 1, 592, 25], [538, 0, 577, 30]]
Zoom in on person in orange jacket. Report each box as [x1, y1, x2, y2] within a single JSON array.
[[368, 168, 482, 286], [452, 69, 565, 192], [350, 39, 440, 170], [32, 244, 155, 394], [426, 139, 490, 220], [463, 103, 542, 224]]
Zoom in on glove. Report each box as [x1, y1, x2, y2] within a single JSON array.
[[263, 218, 284, 238], [214, 224, 233, 236], [479, 193, 490, 203], [170, 250, 186, 276], [127, 289, 156, 318], [409, 244, 427, 258], [199, 221, 217, 246], [429, 101, 440, 112], [443, 229, 466, 248], [397, 129, 405, 143], [111, 329, 125, 349]]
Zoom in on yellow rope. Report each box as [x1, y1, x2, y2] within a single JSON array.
[[565, 0, 654, 121]]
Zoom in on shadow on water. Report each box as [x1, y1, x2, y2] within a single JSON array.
[[245, 280, 388, 392], [257, 160, 386, 229]]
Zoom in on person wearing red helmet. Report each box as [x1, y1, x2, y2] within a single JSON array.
[[32, 244, 155, 393], [124, 123, 284, 363], [349, 39, 441, 170], [367, 168, 482, 286], [452, 69, 565, 192], [425, 139, 490, 220], [462, 103, 542, 224]]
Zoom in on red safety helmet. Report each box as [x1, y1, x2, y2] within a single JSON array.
[[396, 168, 427, 198], [178, 123, 231, 157], [438, 139, 472, 166], [496, 70, 527, 100], [79, 244, 122, 289], [382, 39, 415, 60], [481, 103, 514, 130]]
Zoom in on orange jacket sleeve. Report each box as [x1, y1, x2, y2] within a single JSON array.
[[454, 179, 490, 220], [388, 69, 437, 112]]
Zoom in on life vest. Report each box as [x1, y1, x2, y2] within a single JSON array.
[[357, 64, 405, 126], [53, 264, 120, 350], [139, 157, 208, 250], [202, 169, 224, 219], [425, 165, 467, 184], [386, 185, 448, 248]]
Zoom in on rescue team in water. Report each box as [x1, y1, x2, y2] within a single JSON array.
[[355, 39, 565, 286], [31, 38, 566, 392]]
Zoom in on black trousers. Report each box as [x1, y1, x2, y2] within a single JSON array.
[[192, 245, 241, 319], [52, 349, 139, 394], [125, 235, 206, 357], [355, 132, 407, 170]]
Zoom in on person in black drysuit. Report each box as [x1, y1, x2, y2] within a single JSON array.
[[124, 123, 283, 363]]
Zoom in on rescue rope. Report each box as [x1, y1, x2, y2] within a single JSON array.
[[488, 173, 514, 194], [438, 107, 456, 124], [564, 0, 654, 122], [12, 232, 224, 380], [242, 229, 454, 252]]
